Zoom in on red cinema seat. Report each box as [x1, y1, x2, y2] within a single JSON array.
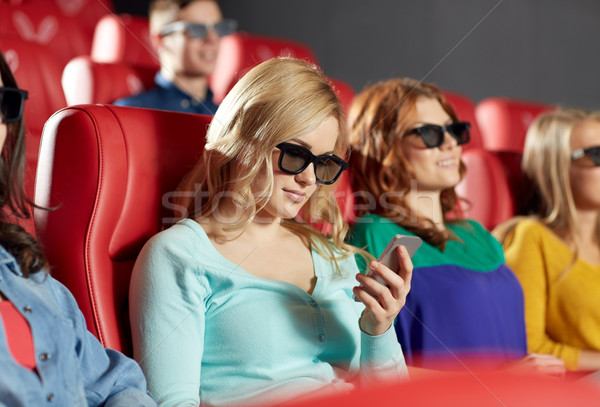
[[0, 3, 92, 68], [475, 97, 555, 153], [34, 105, 211, 355], [456, 149, 515, 230], [4, 0, 113, 39], [91, 13, 158, 70], [213, 32, 353, 107], [475, 97, 556, 216], [0, 36, 66, 236], [442, 92, 513, 229], [210, 31, 318, 103], [62, 56, 157, 105]]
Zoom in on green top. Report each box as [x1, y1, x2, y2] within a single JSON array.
[[348, 214, 505, 272]]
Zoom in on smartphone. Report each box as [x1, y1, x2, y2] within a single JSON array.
[[377, 234, 422, 271], [365, 234, 422, 287]]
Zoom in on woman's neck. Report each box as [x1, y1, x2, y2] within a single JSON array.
[[200, 199, 284, 244], [575, 209, 600, 244], [404, 189, 445, 229], [575, 209, 600, 261]]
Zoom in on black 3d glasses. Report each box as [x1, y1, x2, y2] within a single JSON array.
[[159, 19, 238, 39], [0, 87, 28, 123], [276, 142, 348, 185], [571, 146, 600, 166], [404, 122, 470, 148]]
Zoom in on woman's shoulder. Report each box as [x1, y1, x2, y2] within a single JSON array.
[[350, 214, 410, 236], [143, 218, 207, 251], [136, 219, 213, 271], [450, 219, 497, 242], [495, 217, 552, 244], [511, 218, 549, 235]]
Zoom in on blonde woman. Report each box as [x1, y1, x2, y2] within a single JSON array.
[[129, 58, 411, 407], [494, 109, 600, 372]]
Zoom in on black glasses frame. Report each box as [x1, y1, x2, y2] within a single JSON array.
[[0, 87, 28, 123], [159, 19, 238, 39], [404, 121, 470, 148], [276, 142, 349, 185], [571, 146, 600, 166]]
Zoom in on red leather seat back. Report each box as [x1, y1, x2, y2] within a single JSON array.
[[34, 105, 211, 355], [4, 0, 113, 39], [475, 97, 555, 153], [443, 91, 483, 150], [456, 149, 515, 230], [210, 32, 318, 103], [0, 3, 91, 68], [475, 97, 555, 216], [62, 56, 157, 105], [0, 36, 66, 221], [91, 13, 158, 69]]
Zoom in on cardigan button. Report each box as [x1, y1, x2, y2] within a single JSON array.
[[39, 353, 52, 361], [23, 305, 32, 314]]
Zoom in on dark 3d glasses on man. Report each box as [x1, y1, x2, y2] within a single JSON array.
[[0, 87, 28, 123], [404, 122, 470, 148], [159, 19, 238, 39], [276, 142, 348, 185]]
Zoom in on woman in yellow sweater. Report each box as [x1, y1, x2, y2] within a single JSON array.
[[494, 108, 600, 372]]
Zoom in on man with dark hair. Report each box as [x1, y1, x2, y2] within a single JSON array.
[[114, 0, 236, 114]]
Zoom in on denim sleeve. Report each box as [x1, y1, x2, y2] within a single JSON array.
[[48, 277, 157, 407]]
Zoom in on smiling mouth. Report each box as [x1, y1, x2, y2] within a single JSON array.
[[437, 159, 458, 167]]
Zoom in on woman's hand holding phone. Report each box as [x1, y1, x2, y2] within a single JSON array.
[[353, 235, 421, 336]]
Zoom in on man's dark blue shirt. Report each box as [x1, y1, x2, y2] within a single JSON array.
[[114, 72, 218, 115]]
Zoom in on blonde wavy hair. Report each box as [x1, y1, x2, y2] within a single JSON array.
[[176, 57, 355, 264], [348, 78, 466, 250], [495, 108, 600, 264]]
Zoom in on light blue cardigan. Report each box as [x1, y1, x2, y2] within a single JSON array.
[[129, 218, 407, 406]]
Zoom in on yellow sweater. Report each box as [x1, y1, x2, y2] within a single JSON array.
[[502, 219, 600, 370]]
